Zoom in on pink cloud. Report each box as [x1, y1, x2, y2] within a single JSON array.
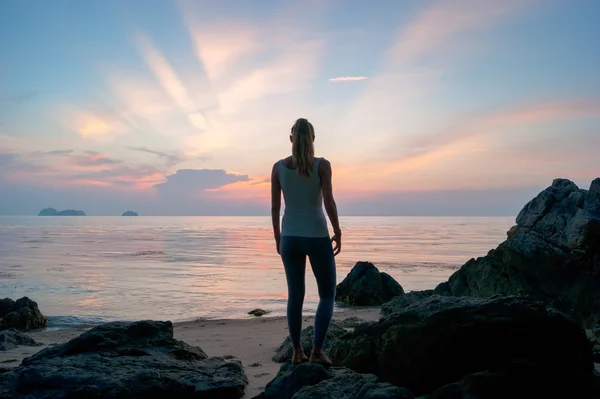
[[389, 0, 538, 64]]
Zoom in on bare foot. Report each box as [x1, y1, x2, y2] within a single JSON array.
[[292, 348, 309, 365], [310, 351, 332, 367]]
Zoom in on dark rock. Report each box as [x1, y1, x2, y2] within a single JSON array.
[[249, 309, 271, 317], [254, 362, 334, 399], [0, 329, 41, 351], [0, 320, 248, 398], [588, 325, 600, 362], [335, 316, 367, 329], [0, 297, 47, 331], [381, 290, 434, 316], [272, 322, 348, 363], [254, 362, 413, 399], [122, 210, 139, 216], [426, 360, 600, 399], [434, 178, 600, 328], [336, 262, 404, 306], [330, 295, 593, 396]]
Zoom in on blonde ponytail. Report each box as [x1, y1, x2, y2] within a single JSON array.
[[291, 118, 315, 177]]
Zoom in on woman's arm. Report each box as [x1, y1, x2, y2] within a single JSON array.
[[320, 159, 341, 238], [271, 162, 282, 253]]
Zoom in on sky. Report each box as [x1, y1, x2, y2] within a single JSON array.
[[0, 0, 599, 216]]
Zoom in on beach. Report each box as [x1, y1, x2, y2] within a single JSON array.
[[0, 307, 381, 398]]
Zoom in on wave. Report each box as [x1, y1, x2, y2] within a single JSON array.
[[46, 315, 111, 330], [126, 251, 166, 257]]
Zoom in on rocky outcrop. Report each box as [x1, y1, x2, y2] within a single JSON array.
[[0, 297, 47, 331], [0, 329, 41, 351], [272, 322, 348, 363], [336, 261, 404, 306], [254, 362, 414, 399], [0, 320, 248, 398], [425, 362, 600, 399], [434, 178, 600, 327], [588, 325, 600, 362], [248, 308, 270, 317], [38, 207, 86, 216], [380, 289, 434, 316], [122, 210, 138, 216], [330, 295, 594, 397]]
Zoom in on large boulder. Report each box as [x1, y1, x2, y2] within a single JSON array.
[[0, 297, 47, 331], [336, 262, 404, 306], [254, 362, 414, 399], [0, 329, 41, 351], [425, 361, 600, 399], [272, 322, 348, 363], [587, 325, 600, 362], [330, 295, 594, 397], [380, 290, 434, 316], [0, 320, 248, 398], [434, 178, 600, 327]]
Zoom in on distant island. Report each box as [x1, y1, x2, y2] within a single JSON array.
[[122, 210, 139, 216], [38, 207, 86, 216]]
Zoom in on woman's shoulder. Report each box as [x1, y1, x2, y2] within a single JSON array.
[[317, 157, 330, 166]]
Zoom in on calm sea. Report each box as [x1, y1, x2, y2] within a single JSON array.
[[0, 216, 513, 329]]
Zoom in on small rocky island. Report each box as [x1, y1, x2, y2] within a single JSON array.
[[37, 207, 86, 216], [121, 210, 139, 216]]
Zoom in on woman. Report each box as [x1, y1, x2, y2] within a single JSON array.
[[271, 117, 342, 366]]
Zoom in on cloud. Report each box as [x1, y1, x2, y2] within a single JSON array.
[[128, 146, 185, 166], [128, 146, 212, 166], [187, 22, 260, 81], [0, 91, 39, 105], [135, 33, 210, 132], [0, 149, 163, 189], [54, 105, 130, 142], [393, 97, 600, 161], [154, 169, 250, 197], [329, 76, 368, 82], [216, 39, 323, 114], [388, 0, 537, 64]]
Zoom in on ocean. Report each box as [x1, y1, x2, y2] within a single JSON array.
[[0, 216, 514, 329]]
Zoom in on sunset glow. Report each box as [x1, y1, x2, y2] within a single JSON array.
[[1, 0, 598, 215]]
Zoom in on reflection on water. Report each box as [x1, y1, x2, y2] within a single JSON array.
[[0, 216, 513, 327]]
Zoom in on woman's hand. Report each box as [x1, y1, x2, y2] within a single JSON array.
[[275, 234, 281, 255], [331, 231, 342, 256]]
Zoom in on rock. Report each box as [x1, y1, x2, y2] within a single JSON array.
[[336, 262, 405, 306], [335, 316, 366, 329], [272, 322, 348, 363], [588, 325, 600, 362], [0, 329, 41, 351], [254, 362, 414, 399], [434, 178, 600, 327], [0, 320, 248, 398], [294, 369, 414, 399], [0, 297, 47, 331], [426, 361, 600, 399], [381, 290, 434, 316], [330, 295, 593, 396], [253, 362, 334, 399], [122, 210, 139, 216], [249, 309, 271, 317], [38, 207, 86, 216]]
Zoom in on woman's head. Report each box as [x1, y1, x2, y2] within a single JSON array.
[[290, 118, 315, 177]]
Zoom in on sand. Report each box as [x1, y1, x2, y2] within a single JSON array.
[[0, 307, 382, 398]]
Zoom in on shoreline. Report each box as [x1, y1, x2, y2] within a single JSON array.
[[0, 307, 382, 398], [41, 303, 382, 330]]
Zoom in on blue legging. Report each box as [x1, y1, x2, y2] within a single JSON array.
[[280, 236, 336, 350]]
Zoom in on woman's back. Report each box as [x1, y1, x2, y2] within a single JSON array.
[[279, 157, 328, 238]]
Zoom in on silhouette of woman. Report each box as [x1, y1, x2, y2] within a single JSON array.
[[270, 117, 342, 366]]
